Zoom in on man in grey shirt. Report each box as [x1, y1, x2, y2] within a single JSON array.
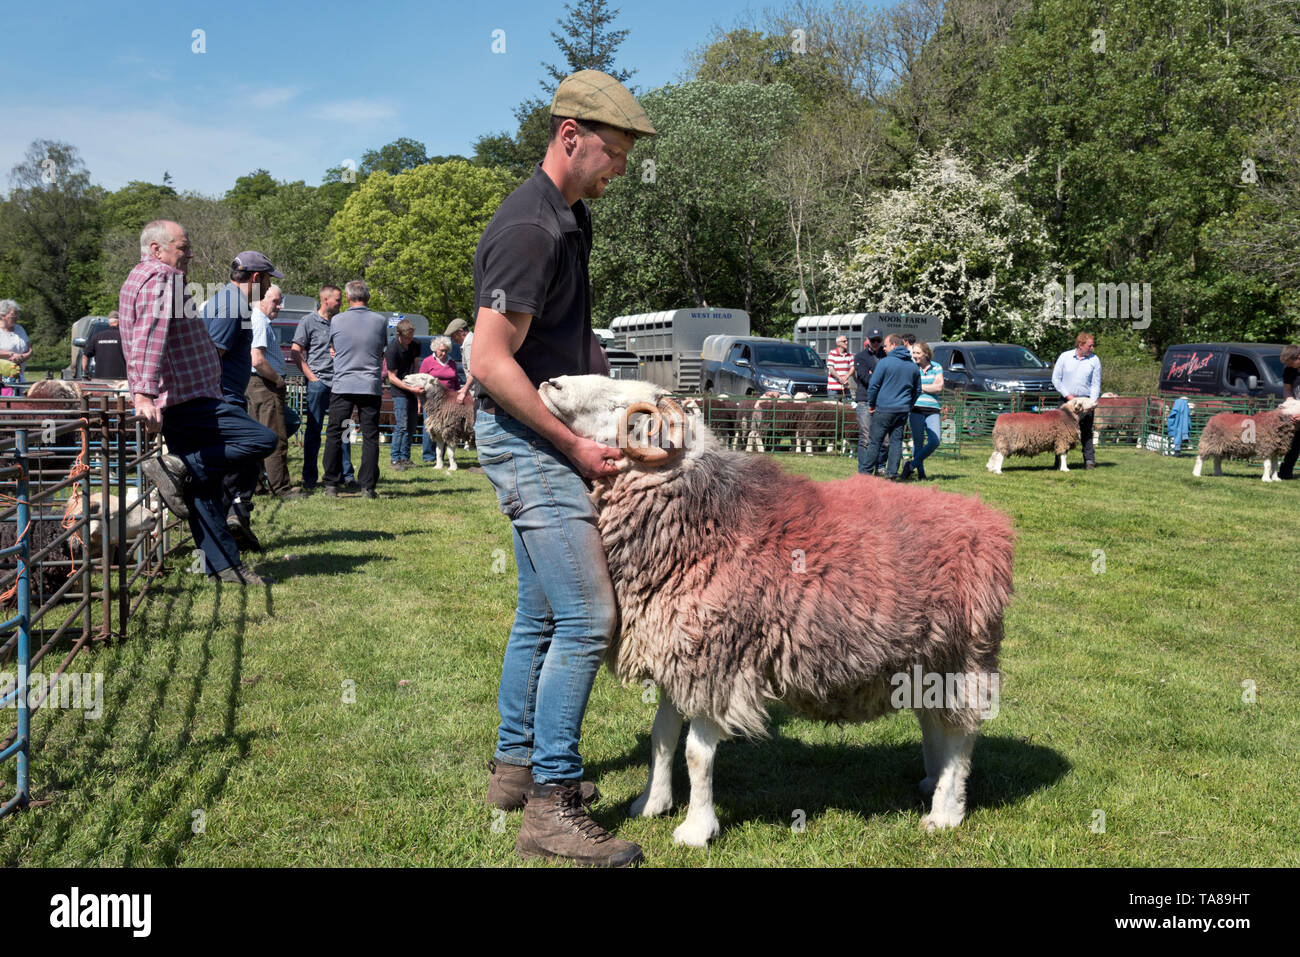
[[291, 284, 355, 489], [323, 280, 387, 498]]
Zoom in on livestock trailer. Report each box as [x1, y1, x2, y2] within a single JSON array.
[[795, 313, 942, 356], [609, 308, 750, 392]]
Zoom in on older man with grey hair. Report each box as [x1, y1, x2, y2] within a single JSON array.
[[117, 219, 277, 585], [322, 280, 387, 498], [247, 285, 300, 500], [0, 300, 32, 388]]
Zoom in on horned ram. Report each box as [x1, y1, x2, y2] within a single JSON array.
[[539, 374, 1016, 846]]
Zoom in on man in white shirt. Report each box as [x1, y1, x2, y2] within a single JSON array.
[[1051, 332, 1102, 470], [247, 285, 301, 501]]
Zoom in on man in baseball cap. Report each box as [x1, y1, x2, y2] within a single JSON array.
[[232, 250, 283, 279], [470, 70, 654, 867]]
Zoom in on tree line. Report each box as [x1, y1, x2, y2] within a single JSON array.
[[1, 0, 1296, 359]]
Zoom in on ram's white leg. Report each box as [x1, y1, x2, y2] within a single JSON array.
[[921, 720, 977, 830], [672, 716, 723, 847], [445, 440, 458, 471], [433, 440, 446, 470], [915, 708, 942, 797], [1058, 454, 1069, 471], [630, 693, 683, 819], [986, 451, 999, 473], [1193, 455, 1204, 477], [1262, 458, 1276, 482], [1213, 455, 1223, 477]]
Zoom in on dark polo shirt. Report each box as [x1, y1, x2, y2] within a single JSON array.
[[201, 283, 254, 407], [84, 323, 127, 379], [473, 164, 592, 388]]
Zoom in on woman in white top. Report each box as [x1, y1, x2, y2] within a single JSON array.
[[0, 300, 33, 390]]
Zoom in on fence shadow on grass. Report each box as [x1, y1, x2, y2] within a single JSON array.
[[588, 706, 1069, 831], [263, 553, 393, 579], [3, 570, 262, 866], [270, 529, 399, 548]]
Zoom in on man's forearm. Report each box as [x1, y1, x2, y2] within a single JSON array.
[[252, 353, 282, 385]]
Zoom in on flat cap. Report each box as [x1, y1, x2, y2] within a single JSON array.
[[551, 70, 656, 138], [443, 318, 468, 336]]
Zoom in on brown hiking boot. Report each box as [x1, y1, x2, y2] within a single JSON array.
[[516, 781, 643, 867], [486, 759, 600, 811]]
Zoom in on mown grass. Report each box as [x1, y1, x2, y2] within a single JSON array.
[[2, 438, 1297, 867]]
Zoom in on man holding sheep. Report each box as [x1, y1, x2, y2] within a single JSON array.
[[1052, 332, 1102, 470], [471, 70, 655, 867]]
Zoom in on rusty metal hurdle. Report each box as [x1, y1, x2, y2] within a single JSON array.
[[1, 389, 190, 817]]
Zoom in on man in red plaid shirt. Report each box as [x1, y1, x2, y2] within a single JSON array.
[[118, 220, 277, 585]]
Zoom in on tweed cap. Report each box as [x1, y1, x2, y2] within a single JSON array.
[[551, 70, 657, 138]]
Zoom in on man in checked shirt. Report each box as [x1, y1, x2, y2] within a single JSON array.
[[118, 220, 278, 585]]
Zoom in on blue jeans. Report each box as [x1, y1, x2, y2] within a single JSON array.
[[390, 391, 419, 463], [856, 402, 889, 473], [475, 408, 618, 784], [908, 410, 941, 471], [161, 397, 277, 574], [303, 381, 353, 485], [863, 408, 909, 477]]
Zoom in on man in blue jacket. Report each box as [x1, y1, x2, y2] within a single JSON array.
[[863, 334, 921, 479]]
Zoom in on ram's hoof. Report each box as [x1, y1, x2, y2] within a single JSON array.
[[673, 814, 720, 847]]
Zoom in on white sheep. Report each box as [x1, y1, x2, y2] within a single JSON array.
[[539, 375, 1016, 845]]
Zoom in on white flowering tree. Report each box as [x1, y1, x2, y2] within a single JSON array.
[[823, 150, 1060, 347]]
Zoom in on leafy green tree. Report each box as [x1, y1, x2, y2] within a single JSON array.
[[589, 82, 798, 331], [327, 160, 516, 321], [823, 150, 1060, 348], [967, 0, 1291, 349], [361, 137, 430, 176], [0, 140, 104, 342], [225, 169, 277, 209], [542, 0, 635, 92], [101, 180, 178, 234], [239, 181, 341, 294], [472, 99, 551, 182]]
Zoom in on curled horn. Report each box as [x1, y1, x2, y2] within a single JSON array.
[[621, 401, 670, 466], [657, 396, 688, 449]]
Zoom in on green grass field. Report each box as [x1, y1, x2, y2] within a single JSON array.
[[3, 439, 1298, 867]]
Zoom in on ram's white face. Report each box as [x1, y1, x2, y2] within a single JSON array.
[[540, 375, 666, 446]]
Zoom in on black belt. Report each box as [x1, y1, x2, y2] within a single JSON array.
[[476, 396, 500, 414]]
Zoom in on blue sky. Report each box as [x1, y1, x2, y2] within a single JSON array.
[[1, 0, 795, 196]]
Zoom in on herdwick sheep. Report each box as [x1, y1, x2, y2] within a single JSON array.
[[1093, 394, 1146, 447], [986, 397, 1098, 474], [66, 484, 163, 551], [1192, 398, 1300, 481], [797, 400, 855, 456], [403, 373, 474, 470], [539, 374, 1016, 845]]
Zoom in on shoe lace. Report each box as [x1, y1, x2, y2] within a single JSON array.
[[554, 787, 612, 843]]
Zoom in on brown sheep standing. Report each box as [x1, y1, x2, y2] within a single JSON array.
[[1192, 398, 1300, 481], [402, 374, 474, 471], [986, 397, 1097, 474]]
